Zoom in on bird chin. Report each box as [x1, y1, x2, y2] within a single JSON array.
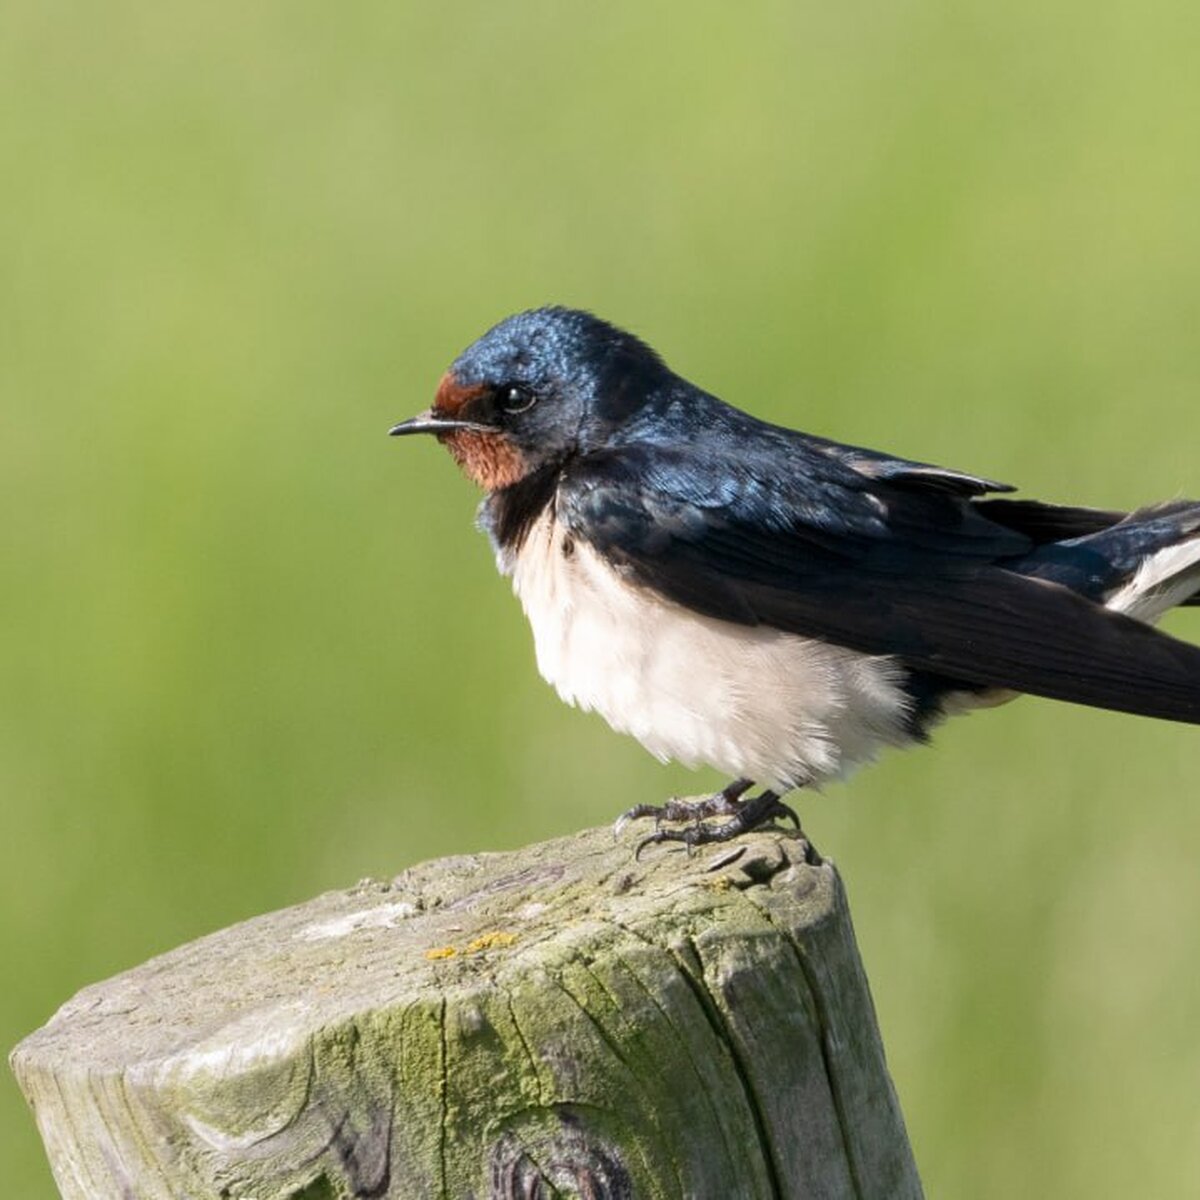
[[442, 428, 530, 490]]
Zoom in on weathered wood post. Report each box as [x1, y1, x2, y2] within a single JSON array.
[[11, 826, 922, 1199]]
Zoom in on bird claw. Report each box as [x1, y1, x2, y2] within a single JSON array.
[[617, 781, 803, 855], [614, 778, 753, 839], [770, 798, 802, 829], [633, 828, 697, 860], [612, 803, 666, 840]]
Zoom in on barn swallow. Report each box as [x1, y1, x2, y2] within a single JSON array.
[[391, 307, 1200, 849]]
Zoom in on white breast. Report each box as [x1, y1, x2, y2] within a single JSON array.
[[501, 511, 916, 790]]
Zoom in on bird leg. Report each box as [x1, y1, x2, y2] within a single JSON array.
[[614, 779, 802, 855]]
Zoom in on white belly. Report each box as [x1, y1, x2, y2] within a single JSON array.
[[502, 512, 915, 789]]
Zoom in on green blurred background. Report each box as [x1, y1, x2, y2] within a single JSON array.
[[4, 3, 1199, 1195]]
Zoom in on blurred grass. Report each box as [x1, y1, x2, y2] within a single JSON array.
[[3, 2, 1200, 1195]]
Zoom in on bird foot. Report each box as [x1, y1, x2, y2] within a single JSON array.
[[612, 777, 753, 836], [614, 780, 801, 857]]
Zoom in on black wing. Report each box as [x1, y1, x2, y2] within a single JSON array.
[[558, 444, 1200, 724]]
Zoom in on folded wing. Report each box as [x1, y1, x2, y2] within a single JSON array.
[[559, 445, 1200, 724]]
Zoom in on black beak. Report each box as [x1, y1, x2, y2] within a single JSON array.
[[388, 410, 495, 437]]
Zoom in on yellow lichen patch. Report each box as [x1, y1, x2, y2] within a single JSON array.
[[465, 930, 518, 954], [424, 945, 458, 960]]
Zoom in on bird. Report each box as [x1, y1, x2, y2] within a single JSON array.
[[390, 306, 1200, 850]]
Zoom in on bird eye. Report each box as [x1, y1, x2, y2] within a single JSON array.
[[500, 384, 537, 414]]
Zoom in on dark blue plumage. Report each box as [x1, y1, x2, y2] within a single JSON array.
[[554, 439, 1200, 724], [392, 307, 1200, 844]]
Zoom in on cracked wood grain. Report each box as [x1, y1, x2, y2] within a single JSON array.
[[10, 827, 923, 1199]]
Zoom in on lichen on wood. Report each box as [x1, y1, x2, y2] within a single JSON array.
[[11, 826, 922, 1199]]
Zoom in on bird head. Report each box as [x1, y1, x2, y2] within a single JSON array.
[[390, 307, 670, 489]]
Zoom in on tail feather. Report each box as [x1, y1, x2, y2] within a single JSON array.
[[1014, 500, 1200, 620], [977, 497, 1126, 543], [1105, 532, 1200, 620], [979, 497, 1200, 605], [1098, 503, 1200, 621]]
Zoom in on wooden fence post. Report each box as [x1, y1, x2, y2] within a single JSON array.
[[11, 825, 923, 1199]]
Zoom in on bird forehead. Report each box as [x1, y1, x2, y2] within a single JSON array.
[[434, 371, 489, 417]]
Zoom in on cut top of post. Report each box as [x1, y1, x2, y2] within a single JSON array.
[[12, 827, 922, 1200]]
